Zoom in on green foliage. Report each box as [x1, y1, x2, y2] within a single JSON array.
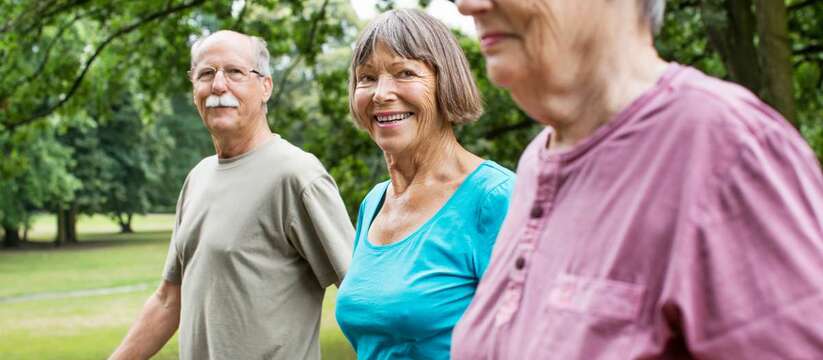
[[658, 0, 823, 163], [0, 127, 80, 232], [0, 0, 351, 230]]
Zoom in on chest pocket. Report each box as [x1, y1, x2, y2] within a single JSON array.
[[537, 273, 646, 356], [546, 273, 645, 320]]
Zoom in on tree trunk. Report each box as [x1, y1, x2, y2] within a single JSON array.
[[22, 211, 30, 242], [66, 206, 78, 243], [55, 208, 67, 247], [754, 0, 797, 125], [3, 225, 20, 248], [702, 0, 763, 93], [119, 212, 134, 233]]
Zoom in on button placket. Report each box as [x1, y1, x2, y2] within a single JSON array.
[[496, 161, 560, 328]]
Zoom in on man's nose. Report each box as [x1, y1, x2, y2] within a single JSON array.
[[210, 70, 229, 94]]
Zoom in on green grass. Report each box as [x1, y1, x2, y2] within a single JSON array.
[[0, 214, 355, 359]]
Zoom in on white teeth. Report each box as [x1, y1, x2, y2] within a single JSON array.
[[375, 112, 413, 123]]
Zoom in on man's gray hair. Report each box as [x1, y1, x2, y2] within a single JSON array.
[[190, 31, 272, 76], [642, 0, 666, 34]]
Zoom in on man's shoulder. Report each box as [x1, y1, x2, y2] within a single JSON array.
[[186, 154, 219, 179], [257, 136, 330, 188]]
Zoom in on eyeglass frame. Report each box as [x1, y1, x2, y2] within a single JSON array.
[[187, 65, 266, 84]]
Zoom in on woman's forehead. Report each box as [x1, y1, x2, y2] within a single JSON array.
[[358, 43, 425, 67]]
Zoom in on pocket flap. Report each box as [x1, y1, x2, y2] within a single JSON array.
[[547, 273, 645, 320]]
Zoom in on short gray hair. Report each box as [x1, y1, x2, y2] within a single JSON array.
[[349, 9, 483, 127], [642, 0, 666, 34], [190, 30, 271, 76]]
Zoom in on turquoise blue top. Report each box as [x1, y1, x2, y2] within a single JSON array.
[[335, 160, 515, 360]]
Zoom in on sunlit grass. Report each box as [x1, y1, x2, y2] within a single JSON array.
[[0, 214, 354, 359], [24, 213, 176, 242]]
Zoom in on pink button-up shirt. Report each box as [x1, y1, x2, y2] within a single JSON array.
[[452, 64, 823, 359]]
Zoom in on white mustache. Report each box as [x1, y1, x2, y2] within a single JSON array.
[[205, 94, 240, 108]]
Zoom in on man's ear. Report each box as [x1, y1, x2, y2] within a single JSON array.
[[262, 75, 273, 102]]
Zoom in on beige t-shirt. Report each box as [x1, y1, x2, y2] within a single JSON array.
[[163, 135, 354, 360]]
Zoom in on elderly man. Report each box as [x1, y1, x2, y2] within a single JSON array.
[[110, 30, 354, 360], [452, 0, 823, 359]]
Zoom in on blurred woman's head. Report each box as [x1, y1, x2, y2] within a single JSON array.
[[456, 0, 666, 123]]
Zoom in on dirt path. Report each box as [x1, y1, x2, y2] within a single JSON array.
[[0, 282, 153, 304]]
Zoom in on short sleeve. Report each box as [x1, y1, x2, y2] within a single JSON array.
[[162, 240, 182, 284], [162, 174, 190, 284], [287, 174, 355, 288], [669, 127, 823, 358], [473, 178, 515, 277]]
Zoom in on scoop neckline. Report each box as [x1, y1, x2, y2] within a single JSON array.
[[363, 160, 492, 250]]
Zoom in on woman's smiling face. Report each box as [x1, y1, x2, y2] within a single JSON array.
[[353, 42, 441, 156]]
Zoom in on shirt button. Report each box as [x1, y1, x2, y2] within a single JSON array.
[[515, 257, 526, 270], [530, 206, 544, 218]]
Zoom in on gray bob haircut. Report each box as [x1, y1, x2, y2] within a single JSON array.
[[349, 8, 483, 126], [642, 0, 666, 34], [190, 30, 272, 76]]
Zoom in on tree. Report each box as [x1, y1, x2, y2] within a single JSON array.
[[0, 126, 80, 247], [1, 0, 347, 174], [660, 0, 823, 163], [0, 0, 353, 244]]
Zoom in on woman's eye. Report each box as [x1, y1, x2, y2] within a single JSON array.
[[358, 74, 375, 82], [399, 70, 416, 78]]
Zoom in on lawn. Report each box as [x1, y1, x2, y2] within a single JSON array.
[[0, 214, 355, 359]]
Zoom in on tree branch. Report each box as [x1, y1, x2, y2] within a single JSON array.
[[794, 44, 823, 56], [788, 0, 821, 11], [2, 0, 92, 36], [5, 0, 205, 131], [269, 55, 305, 112], [2, 12, 83, 99], [232, 0, 250, 29], [269, 0, 329, 111]]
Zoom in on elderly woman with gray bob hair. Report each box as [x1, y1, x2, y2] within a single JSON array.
[[335, 8, 515, 359]]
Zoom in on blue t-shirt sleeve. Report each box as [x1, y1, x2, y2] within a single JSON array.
[[352, 198, 367, 253], [473, 178, 514, 277]]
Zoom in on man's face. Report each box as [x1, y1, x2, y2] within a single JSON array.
[[456, 0, 608, 118], [190, 32, 272, 135]]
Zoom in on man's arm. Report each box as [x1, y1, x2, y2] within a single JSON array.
[[109, 280, 181, 360]]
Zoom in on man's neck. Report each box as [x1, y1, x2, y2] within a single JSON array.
[[212, 121, 273, 159]]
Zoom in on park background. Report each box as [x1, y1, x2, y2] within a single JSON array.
[[0, 0, 821, 358]]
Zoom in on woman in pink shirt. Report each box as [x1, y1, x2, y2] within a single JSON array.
[[451, 0, 823, 359]]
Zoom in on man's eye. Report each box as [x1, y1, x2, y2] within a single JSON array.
[[226, 68, 244, 75], [197, 70, 215, 80]]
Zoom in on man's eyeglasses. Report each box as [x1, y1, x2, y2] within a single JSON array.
[[189, 65, 265, 83]]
